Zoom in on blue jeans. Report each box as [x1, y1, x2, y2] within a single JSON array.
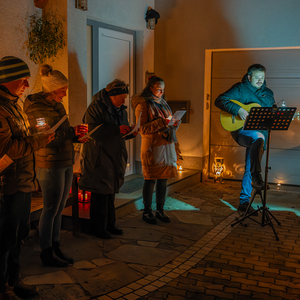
[[0, 192, 31, 292], [235, 130, 265, 204], [37, 166, 73, 250]]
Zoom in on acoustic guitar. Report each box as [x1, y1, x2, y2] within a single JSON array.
[[220, 100, 261, 131]]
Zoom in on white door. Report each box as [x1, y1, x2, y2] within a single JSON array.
[[87, 25, 135, 176]]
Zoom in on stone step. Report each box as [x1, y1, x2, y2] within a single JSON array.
[[61, 169, 202, 232]]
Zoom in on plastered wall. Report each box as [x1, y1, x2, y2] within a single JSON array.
[[154, 0, 300, 171]]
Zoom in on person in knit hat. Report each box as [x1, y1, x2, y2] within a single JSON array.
[[0, 56, 54, 300], [79, 79, 137, 239], [24, 64, 88, 268]]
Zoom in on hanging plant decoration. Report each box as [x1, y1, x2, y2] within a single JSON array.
[[26, 13, 66, 64]]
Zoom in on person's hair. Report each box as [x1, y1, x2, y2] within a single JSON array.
[[105, 79, 128, 93], [247, 64, 266, 76], [139, 76, 164, 99]]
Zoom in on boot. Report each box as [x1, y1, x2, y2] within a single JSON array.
[[52, 241, 74, 264], [40, 247, 68, 267]]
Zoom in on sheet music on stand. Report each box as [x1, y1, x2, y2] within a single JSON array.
[[243, 106, 296, 131]]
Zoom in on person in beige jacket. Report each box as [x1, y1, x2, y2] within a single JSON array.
[[132, 76, 181, 225]]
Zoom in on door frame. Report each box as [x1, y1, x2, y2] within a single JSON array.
[[87, 19, 136, 96], [204, 46, 300, 179]]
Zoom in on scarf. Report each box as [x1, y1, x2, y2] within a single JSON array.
[[148, 98, 172, 120]]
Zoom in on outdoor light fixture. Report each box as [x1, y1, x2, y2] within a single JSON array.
[[75, 0, 87, 11], [145, 6, 160, 30]]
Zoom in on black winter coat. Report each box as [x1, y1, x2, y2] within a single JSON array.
[[78, 89, 129, 194], [215, 73, 275, 145]]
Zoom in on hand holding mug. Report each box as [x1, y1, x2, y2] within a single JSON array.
[[119, 125, 131, 135], [74, 124, 88, 136]]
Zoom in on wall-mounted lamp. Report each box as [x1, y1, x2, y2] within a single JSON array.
[[75, 0, 87, 11], [145, 7, 160, 30]]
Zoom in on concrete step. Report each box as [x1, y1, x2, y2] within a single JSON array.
[[61, 169, 202, 231]]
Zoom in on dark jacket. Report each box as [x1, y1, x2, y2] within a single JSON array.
[[24, 92, 76, 168], [78, 89, 129, 194], [215, 73, 275, 144], [0, 86, 48, 195]]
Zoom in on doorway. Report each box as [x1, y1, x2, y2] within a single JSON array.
[[87, 20, 136, 176]]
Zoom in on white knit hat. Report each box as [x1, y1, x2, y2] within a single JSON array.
[[40, 64, 68, 93]]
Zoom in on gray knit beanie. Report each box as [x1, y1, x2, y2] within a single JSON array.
[[0, 56, 30, 84]]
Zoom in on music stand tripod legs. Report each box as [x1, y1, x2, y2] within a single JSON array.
[[231, 186, 281, 241], [230, 106, 296, 241]]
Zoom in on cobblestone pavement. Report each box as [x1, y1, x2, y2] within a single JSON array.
[[19, 180, 300, 300]]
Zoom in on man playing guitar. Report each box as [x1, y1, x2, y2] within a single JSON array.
[[215, 64, 275, 215]]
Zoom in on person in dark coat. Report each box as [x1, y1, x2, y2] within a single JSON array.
[[215, 64, 275, 214], [79, 79, 136, 239], [0, 56, 54, 300], [24, 64, 88, 268]]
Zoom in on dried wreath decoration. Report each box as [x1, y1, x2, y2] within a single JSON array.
[[26, 13, 66, 64]]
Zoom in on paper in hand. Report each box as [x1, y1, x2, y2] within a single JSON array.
[[168, 110, 186, 125], [123, 111, 142, 138], [44, 114, 69, 134], [78, 124, 103, 141], [0, 154, 13, 173]]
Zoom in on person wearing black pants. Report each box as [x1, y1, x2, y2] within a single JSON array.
[[142, 179, 168, 224], [132, 76, 181, 225], [79, 79, 137, 239], [89, 193, 121, 239]]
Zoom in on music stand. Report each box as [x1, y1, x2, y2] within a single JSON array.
[[231, 106, 297, 241]]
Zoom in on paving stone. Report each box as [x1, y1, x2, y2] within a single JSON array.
[[172, 211, 214, 225], [106, 245, 180, 266], [18, 180, 300, 299], [23, 270, 73, 285], [92, 258, 116, 267], [73, 260, 96, 269], [137, 241, 159, 247]]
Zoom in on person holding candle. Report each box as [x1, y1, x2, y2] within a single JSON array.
[[24, 64, 88, 267]]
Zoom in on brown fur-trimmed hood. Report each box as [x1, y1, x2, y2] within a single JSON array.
[[131, 96, 149, 109]]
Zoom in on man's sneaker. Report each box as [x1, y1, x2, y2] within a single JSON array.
[[252, 174, 264, 190], [155, 210, 171, 223], [142, 211, 157, 224], [238, 203, 258, 216], [13, 282, 38, 299]]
